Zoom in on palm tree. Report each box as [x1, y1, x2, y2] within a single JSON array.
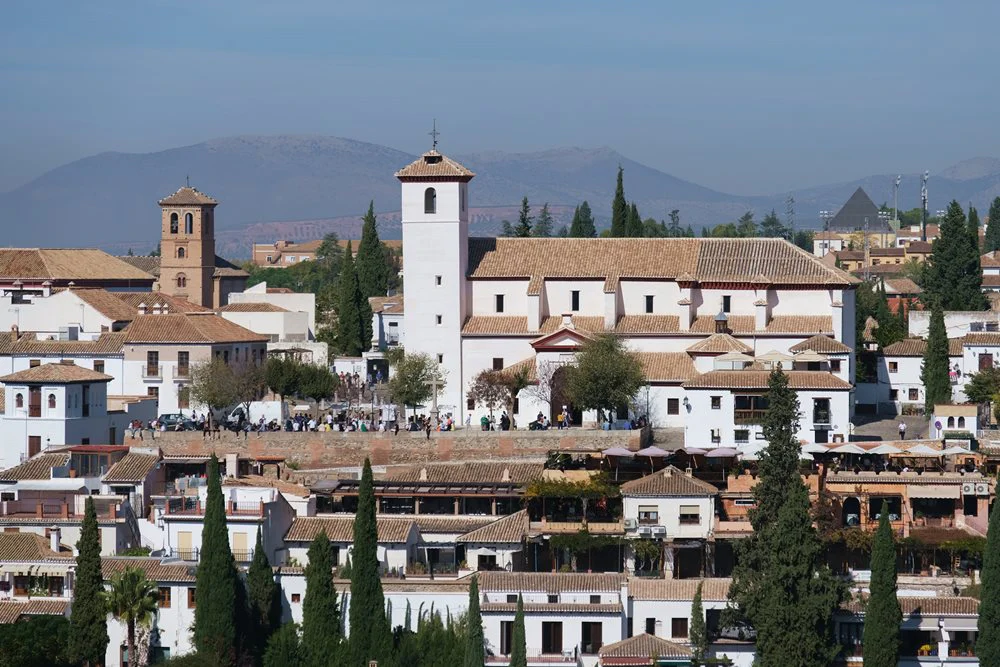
[[104, 567, 159, 667]]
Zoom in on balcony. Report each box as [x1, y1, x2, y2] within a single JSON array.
[[232, 549, 255, 563], [163, 497, 265, 518], [813, 411, 832, 426], [734, 409, 766, 425], [175, 365, 190, 380], [143, 364, 163, 380], [486, 650, 577, 665]]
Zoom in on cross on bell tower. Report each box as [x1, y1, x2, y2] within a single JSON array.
[[429, 119, 440, 150]]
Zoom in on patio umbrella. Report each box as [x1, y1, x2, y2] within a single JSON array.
[[635, 446, 670, 457], [830, 443, 867, 455], [939, 446, 972, 456], [601, 447, 635, 458], [903, 444, 942, 456], [801, 443, 831, 454], [867, 444, 903, 455], [706, 447, 738, 458], [681, 447, 709, 455]]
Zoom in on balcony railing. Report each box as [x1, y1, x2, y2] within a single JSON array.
[[486, 649, 577, 665], [175, 366, 190, 380], [143, 364, 163, 379], [163, 497, 265, 518], [734, 409, 767, 424], [813, 411, 832, 425], [232, 549, 255, 563]]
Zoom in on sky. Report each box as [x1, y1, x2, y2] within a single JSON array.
[[1, 0, 998, 195]]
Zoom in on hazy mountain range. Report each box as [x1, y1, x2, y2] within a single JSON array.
[[2, 135, 999, 258]]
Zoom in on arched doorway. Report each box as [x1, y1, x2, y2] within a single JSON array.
[[549, 365, 580, 426], [842, 497, 861, 527]]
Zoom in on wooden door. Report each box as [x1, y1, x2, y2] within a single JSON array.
[[28, 436, 41, 457], [177, 531, 193, 560], [232, 532, 248, 561]]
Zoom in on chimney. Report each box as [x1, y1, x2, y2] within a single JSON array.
[[138, 302, 147, 316], [501, 467, 511, 482], [152, 303, 162, 315], [419, 467, 428, 481], [755, 299, 768, 331], [161, 303, 169, 315], [49, 526, 61, 553], [225, 453, 239, 479], [10, 325, 18, 343], [41, 280, 52, 298], [685, 467, 693, 477], [561, 313, 574, 330]]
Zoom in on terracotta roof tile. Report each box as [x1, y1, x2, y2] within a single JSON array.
[[964, 332, 1000, 346], [842, 596, 978, 616], [218, 302, 288, 313], [481, 602, 622, 614], [541, 315, 605, 334], [285, 516, 415, 543], [788, 334, 852, 354], [621, 466, 718, 497], [0, 599, 69, 624], [871, 247, 905, 257], [158, 186, 218, 206], [116, 256, 162, 276], [478, 572, 624, 593], [395, 151, 475, 180], [599, 633, 692, 660], [0, 249, 155, 282], [884, 338, 964, 357], [983, 275, 1000, 287], [102, 557, 198, 582], [0, 532, 69, 560], [686, 334, 752, 354], [983, 251, 1000, 268], [883, 277, 923, 295], [500, 357, 537, 383], [0, 453, 71, 481], [103, 452, 159, 484], [70, 289, 142, 321], [123, 312, 268, 344], [629, 577, 731, 601], [0, 331, 125, 356], [0, 362, 113, 384], [614, 315, 681, 334], [462, 316, 533, 336], [907, 240, 933, 253], [113, 291, 210, 314], [682, 370, 851, 390], [213, 255, 249, 278], [0, 387, 4, 414], [386, 463, 542, 484], [636, 352, 699, 383], [411, 516, 497, 534], [456, 511, 528, 544], [369, 294, 404, 315], [690, 314, 834, 335]]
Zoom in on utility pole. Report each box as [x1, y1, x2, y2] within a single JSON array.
[[921, 170, 929, 242], [893, 175, 901, 228], [863, 217, 871, 282], [785, 195, 796, 242]]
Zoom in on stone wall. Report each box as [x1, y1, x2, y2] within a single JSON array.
[[153, 427, 648, 470]]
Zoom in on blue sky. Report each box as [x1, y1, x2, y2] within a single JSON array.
[[1, 0, 997, 194]]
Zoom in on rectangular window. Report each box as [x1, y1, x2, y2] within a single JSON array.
[[711, 396, 721, 410], [147, 387, 159, 398], [571, 290, 580, 312], [187, 588, 196, 609], [435, 275, 442, 286], [830, 359, 841, 372], [581, 621, 603, 654], [495, 294, 505, 313], [644, 295, 654, 314], [547, 594, 558, 604], [813, 398, 831, 425], [590, 594, 601, 604], [679, 505, 701, 525], [888, 362, 898, 374], [291, 593, 301, 603], [492, 358, 504, 371], [437, 354, 444, 364], [500, 620, 514, 654], [158, 587, 171, 608], [638, 505, 659, 525], [671, 618, 689, 639], [722, 295, 731, 313], [146, 351, 159, 377], [436, 315, 443, 325], [177, 351, 190, 377], [908, 388, 919, 401], [93, 360, 105, 374], [467, 397, 475, 410], [81, 384, 90, 417], [506, 594, 518, 604], [29, 359, 40, 368], [667, 398, 679, 415], [734, 429, 749, 443], [645, 618, 656, 635], [541, 622, 563, 654], [889, 389, 898, 401]]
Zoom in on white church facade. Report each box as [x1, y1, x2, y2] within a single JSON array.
[[395, 149, 859, 446]]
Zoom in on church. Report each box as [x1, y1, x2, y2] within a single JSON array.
[[395, 148, 860, 449]]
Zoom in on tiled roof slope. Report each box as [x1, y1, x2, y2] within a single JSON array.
[[114, 255, 248, 279], [103, 557, 197, 582], [218, 302, 288, 313], [395, 151, 475, 180], [0, 453, 70, 481], [103, 452, 159, 484], [456, 511, 528, 544], [113, 291, 210, 314], [0, 363, 113, 384], [467, 237, 857, 287], [158, 186, 218, 206], [599, 633, 692, 660], [842, 596, 978, 615], [788, 334, 852, 354], [636, 352, 699, 383], [0, 532, 70, 560], [478, 572, 624, 593], [285, 516, 414, 543], [687, 333, 752, 354], [620, 466, 718, 497], [385, 462, 542, 484], [123, 312, 268, 344], [683, 370, 851, 390], [629, 577, 732, 601], [369, 294, 404, 315], [70, 288, 142, 321], [0, 331, 125, 356], [0, 249, 154, 281], [0, 599, 69, 624], [883, 338, 964, 357]]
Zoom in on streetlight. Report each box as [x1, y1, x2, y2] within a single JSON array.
[[819, 211, 834, 256]]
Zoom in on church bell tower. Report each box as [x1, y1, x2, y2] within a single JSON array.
[[158, 186, 218, 308]]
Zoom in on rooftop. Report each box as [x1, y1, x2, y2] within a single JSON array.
[[0, 453, 71, 481], [788, 334, 852, 354], [218, 302, 289, 313], [0, 362, 113, 384], [682, 369, 852, 390], [455, 510, 529, 544], [102, 557, 197, 583], [0, 599, 69, 624], [620, 466, 719, 498], [628, 577, 732, 601], [123, 312, 269, 344], [599, 634, 692, 662], [102, 452, 160, 484], [0, 532, 71, 561], [0, 248, 154, 282], [395, 150, 475, 181], [478, 571, 624, 593], [385, 462, 542, 485], [369, 294, 404, 315], [0, 330, 125, 357], [158, 186, 218, 206], [285, 516, 415, 543], [686, 333, 752, 355], [635, 352, 699, 383]]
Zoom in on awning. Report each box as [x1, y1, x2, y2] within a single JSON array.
[[908, 486, 961, 499], [12, 479, 88, 492], [0, 563, 73, 576]]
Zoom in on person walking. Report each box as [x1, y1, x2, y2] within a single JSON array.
[[898, 421, 907, 440]]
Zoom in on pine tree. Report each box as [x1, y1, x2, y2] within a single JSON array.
[[926, 200, 987, 310], [69, 496, 108, 666], [979, 495, 1000, 664], [729, 369, 845, 666], [464, 575, 484, 667], [985, 197, 1000, 253], [336, 241, 366, 356], [611, 166, 627, 237], [532, 203, 553, 237], [509, 594, 526, 667], [348, 458, 392, 664], [569, 201, 596, 237], [690, 582, 707, 665], [247, 527, 281, 663], [356, 201, 388, 299], [302, 531, 340, 667], [921, 303, 951, 413], [626, 202, 643, 237], [862, 501, 901, 667], [194, 455, 239, 664], [513, 197, 533, 237], [760, 208, 787, 239]]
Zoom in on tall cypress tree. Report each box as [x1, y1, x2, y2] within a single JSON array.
[[862, 501, 901, 667], [979, 496, 1000, 664], [532, 203, 553, 237], [69, 496, 108, 667], [969, 205, 984, 296], [348, 458, 392, 664], [569, 202, 596, 238], [921, 303, 951, 413], [611, 166, 627, 237], [247, 527, 281, 664], [464, 574, 484, 667], [336, 241, 366, 356], [729, 370, 845, 666], [926, 200, 987, 310], [626, 202, 643, 237], [985, 197, 1000, 253], [356, 200, 388, 300], [689, 582, 708, 665], [513, 197, 533, 237], [509, 594, 526, 667], [302, 531, 340, 667], [194, 455, 239, 664]]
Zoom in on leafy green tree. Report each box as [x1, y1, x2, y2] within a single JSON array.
[[709, 222, 739, 237], [263, 623, 304, 667], [513, 197, 533, 237], [509, 594, 526, 667], [349, 458, 392, 665], [626, 202, 643, 237], [921, 303, 952, 413], [979, 493, 1000, 664], [388, 351, 445, 417], [265, 356, 300, 402], [611, 166, 627, 237], [862, 501, 901, 667], [565, 334, 645, 419], [760, 209, 787, 239], [337, 241, 367, 356], [299, 364, 338, 404], [302, 531, 340, 667], [926, 200, 987, 310], [873, 284, 904, 348], [0, 616, 74, 667], [793, 229, 815, 252], [532, 203, 553, 237], [569, 201, 596, 237], [69, 496, 108, 667], [464, 575, 484, 667], [728, 369, 845, 666], [690, 581, 708, 665], [986, 197, 1000, 253], [190, 357, 240, 417], [356, 200, 389, 300], [468, 369, 509, 420], [247, 528, 281, 663], [964, 366, 1000, 405], [194, 455, 239, 665], [735, 211, 757, 237], [104, 566, 159, 667]]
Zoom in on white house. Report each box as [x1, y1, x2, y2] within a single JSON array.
[[282, 515, 418, 573], [370, 293, 404, 350], [227, 281, 317, 333]]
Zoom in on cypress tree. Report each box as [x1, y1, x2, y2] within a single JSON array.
[[978, 495, 1000, 664], [263, 623, 304, 667], [921, 303, 951, 414], [689, 582, 707, 665], [729, 369, 845, 666], [985, 197, 1000, 253], [247, 527, 281, 664], [626, 202, 643, 237], [862, 501, 901, 667], [532, 203, 553, 237], [302, 531, 340, 667], [509, 594, 526, 667], [611, 166, 627, 237], [926, 200, 987, 310], [513, 197, 532, 237], [356, 200, 388, 299], [336, 241, 366, 356], [348, 458, 392, 664], [464, 574, 484, 667], [571, 200, 596, 237], [69, 496, 108, 667], [194, 455, 239, 664]]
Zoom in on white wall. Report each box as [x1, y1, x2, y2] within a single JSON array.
[[230, 282, 317, 332], [105, 580, 196, 667], [622, 495, 714, 541], [219, 310, 310, 343], [0, 290, 121, 340], [909, 310, 999, 339]]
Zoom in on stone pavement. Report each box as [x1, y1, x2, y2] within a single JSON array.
[[850, 414, 929, 442]]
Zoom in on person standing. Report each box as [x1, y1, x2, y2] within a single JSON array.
[[898, 421, 907, 440]]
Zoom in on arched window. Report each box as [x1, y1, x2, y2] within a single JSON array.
[[176, 273, 187, 288], [177, 247, 186, 259], [424, 187, 437, 214], [48, 394, 56, 409], [169, 212, 179, 234], [15, 393, 23, 409], [958, 416, 966, 428], [184, 212, 194, 234], [947, 416, 955, 428]]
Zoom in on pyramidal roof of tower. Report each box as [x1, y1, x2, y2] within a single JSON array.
[[158, 186, 218, 206], [395, 150, 475, 181]]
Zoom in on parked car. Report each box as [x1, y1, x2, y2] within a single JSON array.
[[157, 413, 198, 431]]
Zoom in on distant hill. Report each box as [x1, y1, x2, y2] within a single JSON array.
[[2, 135, 999, 256]]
